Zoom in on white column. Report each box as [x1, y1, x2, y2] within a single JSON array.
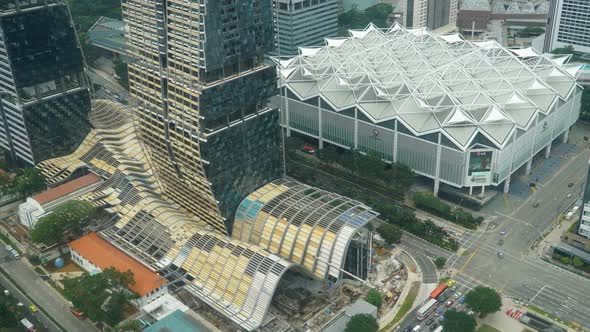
[[393, 120, 398, 163], [503, 176, 511, 194], [525, 158, 532, 175], [563, 128, 569, 144], [434, 133, 442, 197], [354, 108, 359, 150], [284, 92, 291, 136], [469, 186, 473, 196], [544, 143, 551, 159], [481, 186, 485, 195], [318, 98, 323, 149]]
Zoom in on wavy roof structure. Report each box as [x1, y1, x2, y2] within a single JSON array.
[[276, 23, 582, 150], [37, 99, 375, 331]]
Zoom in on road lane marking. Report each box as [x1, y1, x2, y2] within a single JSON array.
[[460, 246, 480, 273], [503, 193, 512, 210]]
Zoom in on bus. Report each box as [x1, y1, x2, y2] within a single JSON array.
[[430, 283, 448, 299], [433, 326, 443, 332], [417, 298, 438, 320], [20, 318, 37, 332]]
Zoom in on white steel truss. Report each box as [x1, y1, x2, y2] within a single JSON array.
[[275, 23, 583, 150]]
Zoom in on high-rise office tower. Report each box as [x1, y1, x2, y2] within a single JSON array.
[[273, 0, 339, 56], [123, 0, 282, 234], [0, 0, 92, 165], [404, 0, 458, 30], [543, 0, 590, 54]]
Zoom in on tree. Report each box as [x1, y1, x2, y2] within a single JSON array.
[[364, 288, 383, 308], [377, 223, 402, 245], [560, 256, 571, 265], [345, 314, 378, 332], [63, 268, 137, 325], [0, 301, 17, 328], [31, 200, 96, 245], [434, 256, 446, 269], [572, 256, 584, 269], [465, 286, 502, 318], [550, 45, 575, 55], [442, 309, 476, 332], [2, 168, 46, 198], [364, 3, 394, 28]]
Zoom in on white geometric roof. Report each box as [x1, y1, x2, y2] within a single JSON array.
[[275, 24, 582, 150]]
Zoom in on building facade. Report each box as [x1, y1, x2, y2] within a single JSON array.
[[543, 0, 590, 54], [273, 0, 339, 56], [276, 25, 582, 196], [578, 157, 590, 238], [0, 0, 92, 165], [123, 0, 282, 234], [403, 0, 458, 30]]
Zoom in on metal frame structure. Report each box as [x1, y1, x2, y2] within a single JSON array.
[[36, 100, 376, 331], [275, 23, 583, 193]]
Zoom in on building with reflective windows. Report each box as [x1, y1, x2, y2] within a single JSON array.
[[0, 0, 92, 165], [543, 0, 590, 54], [124, 0, 281, 235], [275, 24, 583, 196], [37, 100, 377, 331]]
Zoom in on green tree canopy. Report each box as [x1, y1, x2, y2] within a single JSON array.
[[442, 309, 477, 332], [338, 3, 394, 31], [2, 168, 46, 198], [434, 256, 446, 269], [63, 268, 137, 325], [364, 288, 383, 308], [345, 313, 378, 332], [465, 286, 503, 318], [31, 200, 97, 245], [572, 256, 584, 268], [550, 45, 575, 54], [377, 223, 402, 245]]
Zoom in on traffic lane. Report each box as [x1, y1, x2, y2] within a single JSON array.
[[460, 244, 590, 329], [0, 271, 56, 332], [0, 251, 97, 332], [401, 232, 453, 259]]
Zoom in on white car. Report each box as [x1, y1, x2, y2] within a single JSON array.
[[453, 292, 462, 299], [3, 290, 9, 296]]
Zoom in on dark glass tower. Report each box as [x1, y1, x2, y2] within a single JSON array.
[[124, 0, 282, 234], [0, 0, 92, 165]]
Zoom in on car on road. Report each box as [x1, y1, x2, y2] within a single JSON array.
[[453, 292, 462, 299], [3, 289, 9, 295], [498, 239, 504, 245], [497, 251, 504, 258], [29, 304, 37, 313], [450, 285, 457, 292], [533, 200, 540, 208], [430, 323, 439, 330], [445, 300, 454, 307], [70, 307, 86, 320], [459, 295, 465, 304], [438, 315, 445, 323], [467, 310, 475, 316], [500, 228, 508, 235], [425, 318, 434, 325], [434, 307, 443, 316], [403, 326, 412, 332]]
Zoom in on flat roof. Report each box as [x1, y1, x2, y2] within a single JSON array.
[[554, 242, 590, 263], [145, 310, 211, 332], [33, 173, 101, 205], [88, 16, 127, 54], [68, 232, 167, 296]]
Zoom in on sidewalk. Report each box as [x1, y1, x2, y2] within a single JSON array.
[[379, 251, 422, 329]]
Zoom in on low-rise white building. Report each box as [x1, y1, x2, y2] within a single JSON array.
[[18, 173, 102, 229], [68, 232, 169, 308]]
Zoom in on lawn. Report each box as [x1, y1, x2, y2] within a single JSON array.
[[477, 324, 502, 332]]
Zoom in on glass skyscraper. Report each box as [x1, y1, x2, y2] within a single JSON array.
[[123, 0, 282, 234], [0, 0, 92, 165]]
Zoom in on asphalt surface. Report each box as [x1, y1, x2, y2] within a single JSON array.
[[401, 232, 444, 284], [0, 247, 96, 332], [396, 127, 590, 331]]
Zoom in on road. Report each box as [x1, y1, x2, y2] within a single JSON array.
[[395, 126, 590, 331], [0, 247, 96, 332]]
